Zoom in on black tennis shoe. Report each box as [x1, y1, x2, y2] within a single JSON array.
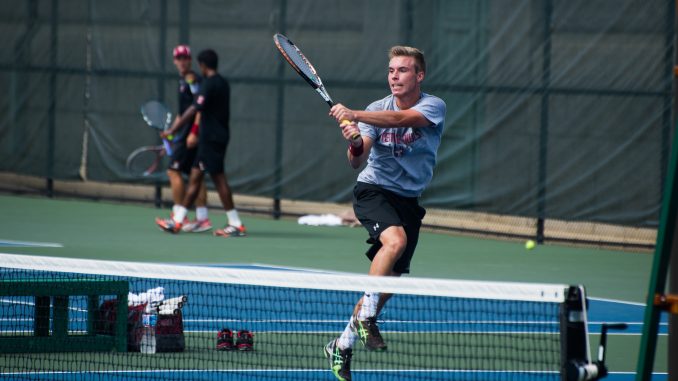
[[324, 339, 352, 381], [235, 330, 254, 351], [351, 316, 387, 351], [216, 328, 235, 351]]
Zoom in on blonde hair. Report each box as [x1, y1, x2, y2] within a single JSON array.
[[388, 46, 426, 73]]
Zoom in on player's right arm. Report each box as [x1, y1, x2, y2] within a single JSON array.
[[163, 105, 197, 138], [341, 122, 372, 169]]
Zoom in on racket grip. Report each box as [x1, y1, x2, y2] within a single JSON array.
[[162, 139, 173, 156], [340, 119, 362, 142]]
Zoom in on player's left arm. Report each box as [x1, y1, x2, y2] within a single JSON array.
[[330, 104, 431, 128]]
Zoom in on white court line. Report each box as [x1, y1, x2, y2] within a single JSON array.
[[0, 239, 63, 248], [589, 296, 645, 307], [0, 298, 87, 313]]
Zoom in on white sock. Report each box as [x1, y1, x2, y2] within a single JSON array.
[[172, 204, 181, 216], [337, 320, 358, 350], [173, 206, 188, 224], [196, 207, 208, 221], [358, 292, 380, 320], [226, 209, 242, 227]]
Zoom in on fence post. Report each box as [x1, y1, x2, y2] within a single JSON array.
[[154, 0, 168, 209], [46, 0, 58, 197], [536, 0, 552, 244], [179, 0, 189, 45], [272, 0, 287, 220]]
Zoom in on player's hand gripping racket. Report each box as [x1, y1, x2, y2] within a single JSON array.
[[140, 100, 174, 156], [273, 33, 361, 142]]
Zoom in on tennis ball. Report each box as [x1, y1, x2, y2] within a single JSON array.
[[525, 240, 536, 250]]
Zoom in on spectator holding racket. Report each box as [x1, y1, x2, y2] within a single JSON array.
[[158, 45, 212, 233], [157, 49, 246, 237], [324, 46, 446, 381]]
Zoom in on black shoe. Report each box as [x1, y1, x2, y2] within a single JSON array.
[[216, 328, 235, 351], [324, 339, 352, 381], [351, 316, 387, 351], [235, 330, 254, 351]]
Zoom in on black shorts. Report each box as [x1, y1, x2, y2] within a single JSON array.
[[194, 139, 228, 175], [353, 182, 426, 274], [168, 142, 197, 175]]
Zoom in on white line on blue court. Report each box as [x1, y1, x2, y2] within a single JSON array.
[[0, 239, 63, 248]]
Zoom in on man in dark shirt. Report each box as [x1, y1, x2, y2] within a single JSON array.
[[156, 49, 246, 237], [160, 45, 212, 233]]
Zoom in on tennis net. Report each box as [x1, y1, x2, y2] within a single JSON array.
[[0, 253, 587, 381]]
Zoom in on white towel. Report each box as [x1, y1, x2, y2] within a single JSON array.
[[297, 214, 344, 226], [128, 287, 165, 311]]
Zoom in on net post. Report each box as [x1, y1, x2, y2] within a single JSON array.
[[560, 285, 589, 381], [636, 57, 678, 381], [668, 3, 678, 376]]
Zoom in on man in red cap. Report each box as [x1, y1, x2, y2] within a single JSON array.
[[158, 45, 212, 232]]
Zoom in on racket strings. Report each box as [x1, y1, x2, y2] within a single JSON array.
[[276, 37, 321, 85], [141, 101, 172, 130]]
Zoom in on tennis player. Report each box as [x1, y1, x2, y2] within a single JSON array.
[[324, 46, 446, 381], [161, 45, 211, 233], [156, 49, 246, 237]]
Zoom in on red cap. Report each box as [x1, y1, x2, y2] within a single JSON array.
[[173, 45, 191, 58]]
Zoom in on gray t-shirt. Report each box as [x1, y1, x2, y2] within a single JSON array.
[[357, 93, 446, 197]]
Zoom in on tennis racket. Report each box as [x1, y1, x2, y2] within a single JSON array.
[[273, 33, 360, 141], [126, 145, 165, 177], [140, 100, 174, 156]]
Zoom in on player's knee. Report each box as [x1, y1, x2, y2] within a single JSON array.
[[380, 227, 407, 255], [167, 169, 179, 178]]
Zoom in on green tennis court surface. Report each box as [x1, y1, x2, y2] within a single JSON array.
[[0, 195, 653, 302], [0, 194, 668, 378]]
